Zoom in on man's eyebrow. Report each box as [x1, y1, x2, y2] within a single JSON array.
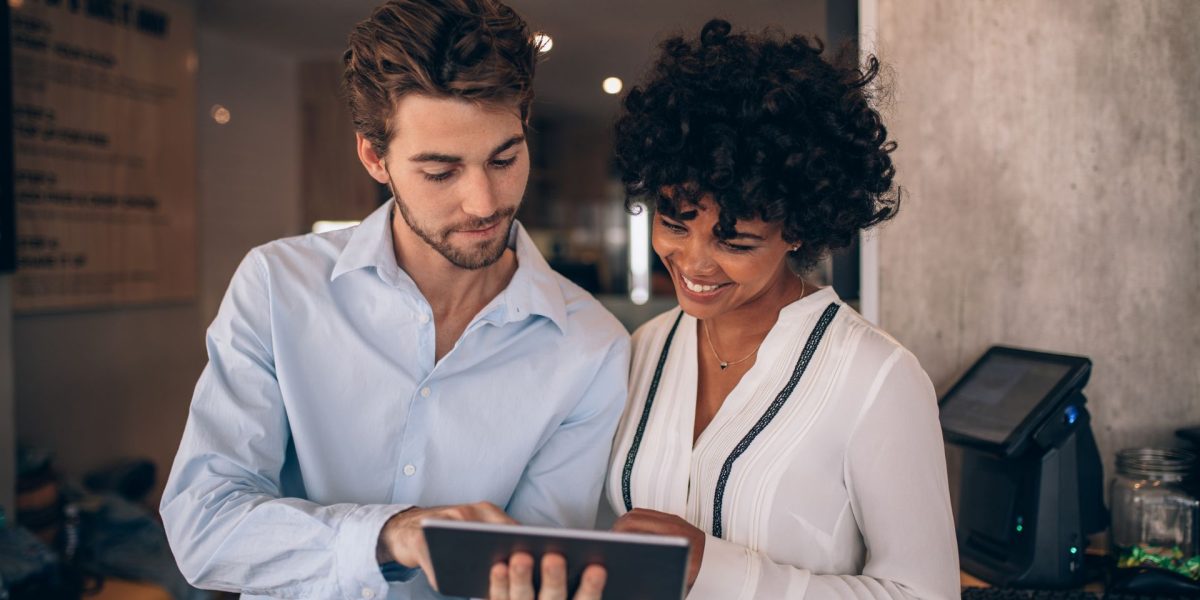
[[490, 134, 525, 157], [407, 135, 526, 164], [408, 151, 461, 163]]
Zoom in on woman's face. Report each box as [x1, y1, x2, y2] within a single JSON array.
[[652, 195, 799, 321]]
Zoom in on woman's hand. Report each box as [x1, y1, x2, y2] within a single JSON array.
[[612, 508, 706, 588], [488, 552, 606, 600]]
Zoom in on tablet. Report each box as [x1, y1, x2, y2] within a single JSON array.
[[939, 345, 1091, 457], [422, 519, 690, 599]]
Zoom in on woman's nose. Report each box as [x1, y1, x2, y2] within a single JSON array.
[[674, 239, 718, 276]]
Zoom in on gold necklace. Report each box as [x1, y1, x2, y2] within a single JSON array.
[[703, 279, 805, 371]]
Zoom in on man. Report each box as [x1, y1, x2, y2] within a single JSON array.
[[160, 1, 627, 598]]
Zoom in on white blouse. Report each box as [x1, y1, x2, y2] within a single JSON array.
[[605, 287, 960, 599]]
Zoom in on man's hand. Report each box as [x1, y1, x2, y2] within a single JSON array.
[[488, 552, 606, 600], [377, 502, 516, 589], [612, 508, 705, 588]]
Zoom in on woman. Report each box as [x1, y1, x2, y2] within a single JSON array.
[[605, 20, 960, 599]]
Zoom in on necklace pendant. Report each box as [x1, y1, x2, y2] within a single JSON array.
[[720, 362, 729, 370]]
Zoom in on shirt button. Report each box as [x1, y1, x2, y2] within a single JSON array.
[[361, 587, 375, 599], [420, 387, 431, 398], [418, 313, 430, 324], [403, 464, 416, 476]]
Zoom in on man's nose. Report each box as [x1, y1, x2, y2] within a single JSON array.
[[460, 168, 499, 218]]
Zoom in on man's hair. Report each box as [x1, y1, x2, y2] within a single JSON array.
[[342, 0, 539, 157]]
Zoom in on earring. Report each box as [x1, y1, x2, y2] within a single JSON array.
[[789, 244, 801, 253]]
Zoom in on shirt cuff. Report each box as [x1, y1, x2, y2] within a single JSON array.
[[335, 503, 412, 600], [687, 534, 752, 599], [380, 561, 421, 583]]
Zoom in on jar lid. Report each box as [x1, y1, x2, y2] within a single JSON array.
[[1116, 447, 1197, 479]]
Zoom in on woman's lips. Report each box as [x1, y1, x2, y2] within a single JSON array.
[[677, 272, 731, 302]]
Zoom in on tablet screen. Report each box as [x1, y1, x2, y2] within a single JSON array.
[[940, 353, 1073, 445], [422, 519, 689, 600]]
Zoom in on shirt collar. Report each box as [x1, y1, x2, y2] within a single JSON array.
[[330, 200, 402, 284], [331, 200, 568, 333], [501, 222, 568, 333], [777, 285, 840, 324]]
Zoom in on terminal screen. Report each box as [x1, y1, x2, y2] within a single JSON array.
[[940, 353, 1072, 445]]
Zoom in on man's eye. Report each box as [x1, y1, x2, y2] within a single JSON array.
[[491, 157, 518, 169], [721, 241, 755, 253], [424, 171, 454, 182]]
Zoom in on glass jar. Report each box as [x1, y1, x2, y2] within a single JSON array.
[[1110, 448, 1200, 580]]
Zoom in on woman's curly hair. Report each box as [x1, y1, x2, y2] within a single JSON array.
[[615, 19, 899, 270]]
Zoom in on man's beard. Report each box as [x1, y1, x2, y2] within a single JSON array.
[[391, 186, 516, 270]]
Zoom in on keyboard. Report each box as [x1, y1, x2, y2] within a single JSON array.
[[962, 587, 1198, 599]]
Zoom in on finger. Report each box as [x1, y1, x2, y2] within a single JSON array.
[[573, 565, 607, 600], [612, 513, 655, 533], [509, 552, 536, 600], [489, 562, 510, 600], [421, 557, 440, 592], [538, 553, 567, 600], [610, 513, 638, 532], [474, 501, 519, 525]]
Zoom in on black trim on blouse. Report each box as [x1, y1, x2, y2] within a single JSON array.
[[712, 302, 840, 538], [621, 310, 684, 512], [621, 301, 842, 539]]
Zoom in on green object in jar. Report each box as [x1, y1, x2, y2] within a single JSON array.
[[1116, 544, 1200, 580]]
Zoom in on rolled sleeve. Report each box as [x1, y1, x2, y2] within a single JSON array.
[[335, 504, 413, 598]]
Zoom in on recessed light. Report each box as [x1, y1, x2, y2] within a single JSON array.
[[602, 77, 623, 95], [211, 104, 231, 125], [534, 33, 553, 54]]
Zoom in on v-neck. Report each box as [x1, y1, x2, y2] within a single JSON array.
[[685, 287, 837, 454], [617, 287, 840, 519], [685, 310, 772, 453], [691, 309, 782, 453]]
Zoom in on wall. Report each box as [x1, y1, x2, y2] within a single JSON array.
[[299, 60, 381, 227], [11, 28, 301, 496], [198, 30, 302, 322], [875, 0, 1200, 504], [0, 276, 14, 518]]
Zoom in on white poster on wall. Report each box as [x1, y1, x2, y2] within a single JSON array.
[[9, 0, 196, 312]]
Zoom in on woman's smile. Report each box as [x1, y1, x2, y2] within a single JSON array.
[[676, 270, 733, 301]]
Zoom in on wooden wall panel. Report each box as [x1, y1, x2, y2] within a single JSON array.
[[10, 0, 196, 312], [300, 60, 382, 226]]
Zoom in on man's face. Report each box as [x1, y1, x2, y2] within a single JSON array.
[[377, 95, 529, 270]]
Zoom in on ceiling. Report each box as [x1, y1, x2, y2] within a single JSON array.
[[197, 0, 830, 120]]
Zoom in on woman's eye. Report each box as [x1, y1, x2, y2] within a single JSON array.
[[721, 241, 755, 253], [659, 218, 686, 233], [423, 170, 454, 183], [491, 156, 518, 169]]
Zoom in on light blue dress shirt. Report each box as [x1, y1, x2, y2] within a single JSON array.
[[160, 201, 630, 600]]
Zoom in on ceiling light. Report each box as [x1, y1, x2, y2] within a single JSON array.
[[602, 77, 623, 95], [210, 104, 231, 125], [534, 33, 553, 54]]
